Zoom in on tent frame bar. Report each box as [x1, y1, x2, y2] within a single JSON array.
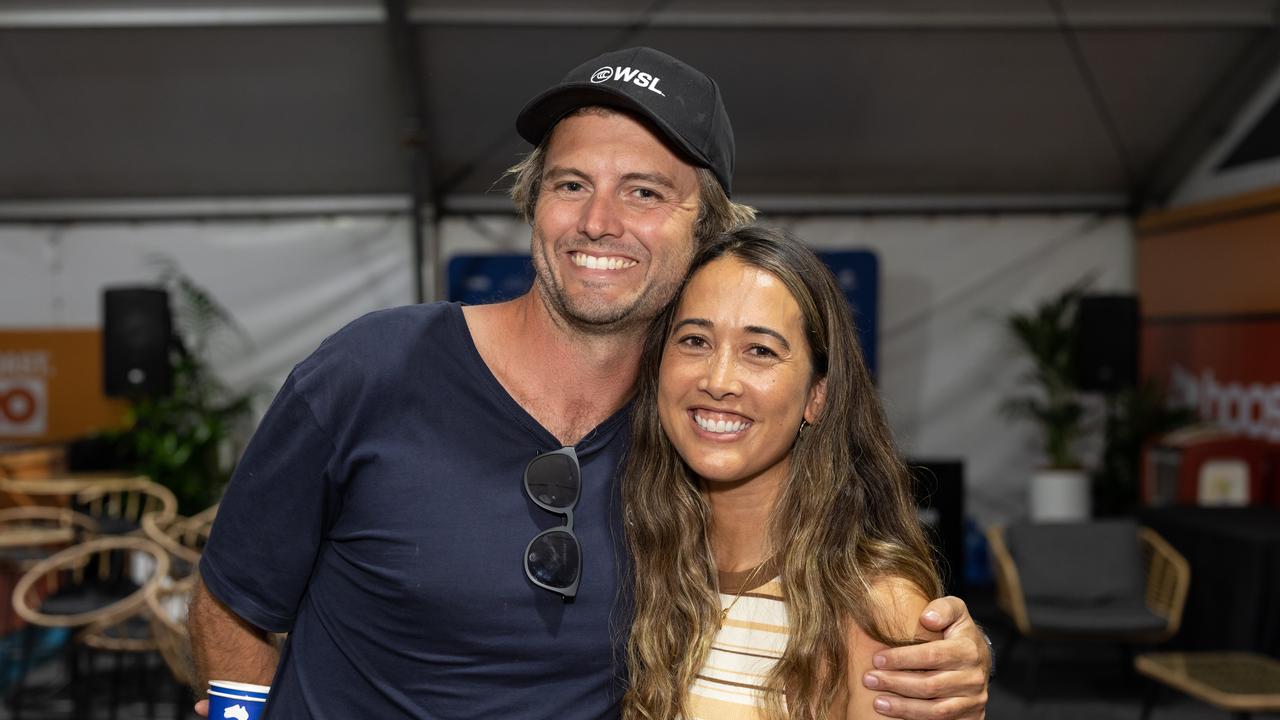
[[0, 192, 1128, 223], [1, 5, 1274, 30]]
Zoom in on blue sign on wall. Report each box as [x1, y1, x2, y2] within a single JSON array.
[[447, 254, 534, 306], [816, 251, 879, 380], [448, 249, 879, 379]]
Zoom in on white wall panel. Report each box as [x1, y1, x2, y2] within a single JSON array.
[[780, 214, 1131, 525], [0, 216, 413, 407]]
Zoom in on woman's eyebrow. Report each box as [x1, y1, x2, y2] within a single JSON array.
[[672, 318, 792, 352], [672, 318, 712, 332], [745, 325, 791, 351]]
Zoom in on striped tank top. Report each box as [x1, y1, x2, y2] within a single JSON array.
[[686, 565, 787, 719]]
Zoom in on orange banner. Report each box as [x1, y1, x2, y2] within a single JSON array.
[[0, 330, 129, 444]]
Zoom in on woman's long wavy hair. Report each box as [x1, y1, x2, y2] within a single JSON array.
[[621, 225, 942, 720]]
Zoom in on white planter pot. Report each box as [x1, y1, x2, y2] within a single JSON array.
[[1029, 469, 1091, 522]]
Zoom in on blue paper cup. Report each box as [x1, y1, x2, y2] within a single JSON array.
[[208, 680, 270, 720]]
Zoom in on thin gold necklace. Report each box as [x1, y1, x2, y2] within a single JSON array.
[[718, 559, 770, 628]]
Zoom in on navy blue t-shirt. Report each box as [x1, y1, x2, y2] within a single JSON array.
[[200, 302, 632, 719]]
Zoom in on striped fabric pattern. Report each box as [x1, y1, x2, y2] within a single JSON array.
[[686, 572, 788, 719]]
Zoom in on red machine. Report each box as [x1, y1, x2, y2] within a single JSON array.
[[1144, 427, 1278, 507]]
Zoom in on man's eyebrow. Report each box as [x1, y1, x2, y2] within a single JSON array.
[[541, 167, 678, 191], [543, 166, 589, 182], [621, 171, 678, 191]]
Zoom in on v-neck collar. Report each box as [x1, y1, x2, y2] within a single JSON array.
[[446, 302, 632, 455]]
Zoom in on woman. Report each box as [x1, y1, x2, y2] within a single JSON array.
[[622, 225, 941, 720]]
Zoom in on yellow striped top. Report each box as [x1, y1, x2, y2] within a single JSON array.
[[686, 566, 787, 720]]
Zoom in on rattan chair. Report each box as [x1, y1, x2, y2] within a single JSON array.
[[0, 506, 100, 566], [63, 503, 213, 720], [72, 476, 179, 536], [9, 536, 170, 719], [0, 506, 100, 712], [138, 505, 217, 719], [987, 519, 1190, 699], [0, 506, 100, 628], [147, 574, 198, 719], [141, 504, 218, 719], [0, 475, 178, 535], [79, 606, 166, 720], [147, 575, 196, 688], [141, 504, 217, 580]]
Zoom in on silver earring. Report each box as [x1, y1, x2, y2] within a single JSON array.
[[798, 419, 811, 437]]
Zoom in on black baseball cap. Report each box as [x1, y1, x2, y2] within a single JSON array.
[[516, 47, 736, 196]]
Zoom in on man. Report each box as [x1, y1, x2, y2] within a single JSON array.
[[190, 47, 990, 718]]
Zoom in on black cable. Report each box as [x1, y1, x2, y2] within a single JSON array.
[[436, 0, 678, 200], [597, 0, 677, 55], [876, 213, 1109, 343], [1047, 0, 1139, 194]]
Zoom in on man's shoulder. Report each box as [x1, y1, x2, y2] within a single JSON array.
[[329, 302, 458, 346], [310, 302, 459, 360], [290, 302, 464, 391]]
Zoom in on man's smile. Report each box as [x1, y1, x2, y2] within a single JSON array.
[[569, 251, 638, 271]]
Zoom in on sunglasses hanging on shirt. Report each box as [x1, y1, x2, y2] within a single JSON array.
[[523, 446, 582, 600]]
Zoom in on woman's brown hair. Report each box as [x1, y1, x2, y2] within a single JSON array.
[[621, 225, 942, 720]]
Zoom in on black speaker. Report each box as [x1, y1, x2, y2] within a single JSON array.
[[910, 459, 964, 595], [103, 287, 173, 397], [1075, 294, 1139, 393]]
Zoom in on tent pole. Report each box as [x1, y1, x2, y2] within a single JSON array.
[[383, 0, 437, 303]]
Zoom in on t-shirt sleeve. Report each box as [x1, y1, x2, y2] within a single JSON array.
[[199, 374, 339, 633]]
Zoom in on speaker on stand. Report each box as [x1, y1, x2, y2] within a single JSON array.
[[910, 460, 965, 595], [1075, 294, 1140, 514], [1074, 295, 1139, 394], [102, 287, 174, 398]]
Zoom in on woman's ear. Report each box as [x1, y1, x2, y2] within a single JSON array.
[[804, 376, 828, 425]]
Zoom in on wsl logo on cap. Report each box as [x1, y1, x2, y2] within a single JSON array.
[[590, 65, 666, 96]]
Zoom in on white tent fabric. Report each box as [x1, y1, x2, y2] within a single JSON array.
[[0, 216, 414, 392], [0, 213, 1130, 523]]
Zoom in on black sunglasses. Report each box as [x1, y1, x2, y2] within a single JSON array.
[[523, 446, 582, 600]]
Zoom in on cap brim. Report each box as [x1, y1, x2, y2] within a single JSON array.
[[516, 84, 713, 173]]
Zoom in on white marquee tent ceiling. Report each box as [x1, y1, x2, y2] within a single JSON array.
[[2, 0, 1279, 216]]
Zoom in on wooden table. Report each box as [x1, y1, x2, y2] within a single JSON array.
[[1136, 652, 1280, 720]]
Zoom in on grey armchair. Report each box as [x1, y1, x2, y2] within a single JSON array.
[[986, 519, 1190, 698]]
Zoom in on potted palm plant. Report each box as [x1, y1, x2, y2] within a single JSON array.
[[1003, 283, 1091, 521]]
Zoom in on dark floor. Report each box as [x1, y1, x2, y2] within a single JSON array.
[[1, 648, 192, 720], [1, 594, 1277, 719], [971, 585, 1280, 720], [986, 643, 1280, 720]]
